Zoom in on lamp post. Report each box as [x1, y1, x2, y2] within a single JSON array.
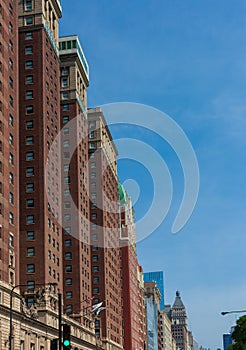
[[9, 282, 57, 350], [221, 310, 246, 316]]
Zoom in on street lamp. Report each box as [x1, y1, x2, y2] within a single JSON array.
[[9, 282, 57, 350], [221, 310, 246, 316]]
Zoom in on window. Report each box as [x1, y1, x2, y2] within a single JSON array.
[[26, 199, 34, 207], [9, 153, 13, 165], [61, 68, 68, 76], [92, 245, 98, 251], [93, 276, 99, 283], [63, 140, 69, 148], [64, 177, 70, 184], [25, 46, 33, 54], [26, 120, 33, 129], [9, 95, 13, 107], [26, 151, 34, 161], [27, 215, 34, 224], [26, 167, 34, 176], [89, 131, 95, 139], [61, 77, 68, 87], [93, 287, 99, 294], [25, 0, 33, 11], [63, 116, 69, 124], [65, 305, 72, 314], [26, 136, 34, 145], [27, 264, 35, 273], [65, 239, 71, 247], [26, 183, 34, 192], [27, 247, 34, 256], [65, 252, 72, 260], [65, 227, 71, 234], [93, 266, 99, 272], [65, 265, 72, 273], [63, 104, 69, 111], [27, 298, 34, 308], [27, 231, 34, 240], [9, 172, 14, 184], [66, 291, 72, 299], [63, 127, 69, 135], [9, 22, 13, 33], [61, 92, 68, 100], [25, 16, 33, 25], [9, 192, 13, 204], [9, 77, 13, 88], [9, 234, 13, 246], [66, 278, 72, 286], [92, 234, 98, 241], [89, 142, 96, 149], [64, 214, 71, 221], [26, 90, 33, 99], [25, 60, 33, 69], [25, 32, 32, 40], [27, 280, 35, 290], [9, 114, 13, 126], [91, 172, 96, 179], [92, 213, 97, 219], [9, 40, 13, 51], [9, 58, 13, 70], [9, 133, 13, 145], [92, 255, 98, 262], [26, 105, 33, 114], [26, 75, 33, 84]]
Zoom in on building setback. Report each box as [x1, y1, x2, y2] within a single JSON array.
[[119, 184, 147, 350], [18, 0, 63, 296], [59, 35, 91, 323], [88, 108, 123, 349], [0, 0, 19, 287]]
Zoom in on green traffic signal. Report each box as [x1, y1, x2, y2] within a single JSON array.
[[63, 340, 70, 347]]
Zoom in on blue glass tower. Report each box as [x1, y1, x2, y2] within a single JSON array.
[[223, 333, 232, 350], [144, 271, 165, 310]]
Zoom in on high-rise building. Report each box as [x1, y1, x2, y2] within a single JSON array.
[[144, 271, 165, 310], [160, 310, 176, 350], [59, 35, 91, 323], [0, 0, 19, 287], [223, 332, 233, 350], [119, 184, 147, 350], [18, 0, 63, 297], [171, 291, 188, 350], [144, 281, 161, 350], [88, 108, 123, 349]]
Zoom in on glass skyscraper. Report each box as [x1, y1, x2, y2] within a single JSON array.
[[144, 271, 165, 310]]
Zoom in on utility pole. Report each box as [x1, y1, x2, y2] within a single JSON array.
[[58, 293, 62, 350]]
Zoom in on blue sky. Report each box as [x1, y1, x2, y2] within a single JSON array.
[[60, 1, 246, 348]]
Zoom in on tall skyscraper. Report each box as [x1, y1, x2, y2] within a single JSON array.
[[171, 291, 188, 350], [18, 0, 63, 297], [223, 332, 233, 350], [88, 108, 123, 349], [119, 184, 147, 350], [0, 0, 19, 287], [59, 35, 91, 323], [144, 271, 165, 310], [144, 281, 161, 350]]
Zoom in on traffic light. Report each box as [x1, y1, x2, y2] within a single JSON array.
[[50, 339, 58, 350], [62, 324, 71, 348]]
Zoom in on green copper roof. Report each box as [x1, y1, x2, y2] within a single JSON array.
[[118, 183, 127, 204]]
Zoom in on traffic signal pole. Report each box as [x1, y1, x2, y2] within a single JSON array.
[[58, 293, 62, 350]]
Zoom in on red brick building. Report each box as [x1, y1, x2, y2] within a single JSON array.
[[18, 0, 63, 298], [59, 35, 92, 322], [88, 108, 123, 349], [119, 185, 147, 350], [0, 0, 19, 286]]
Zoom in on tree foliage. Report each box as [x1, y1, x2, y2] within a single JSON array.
[[229, 315, 246, 350]]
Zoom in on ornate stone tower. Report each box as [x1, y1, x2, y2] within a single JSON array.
[[171, 291, 188, 350]]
